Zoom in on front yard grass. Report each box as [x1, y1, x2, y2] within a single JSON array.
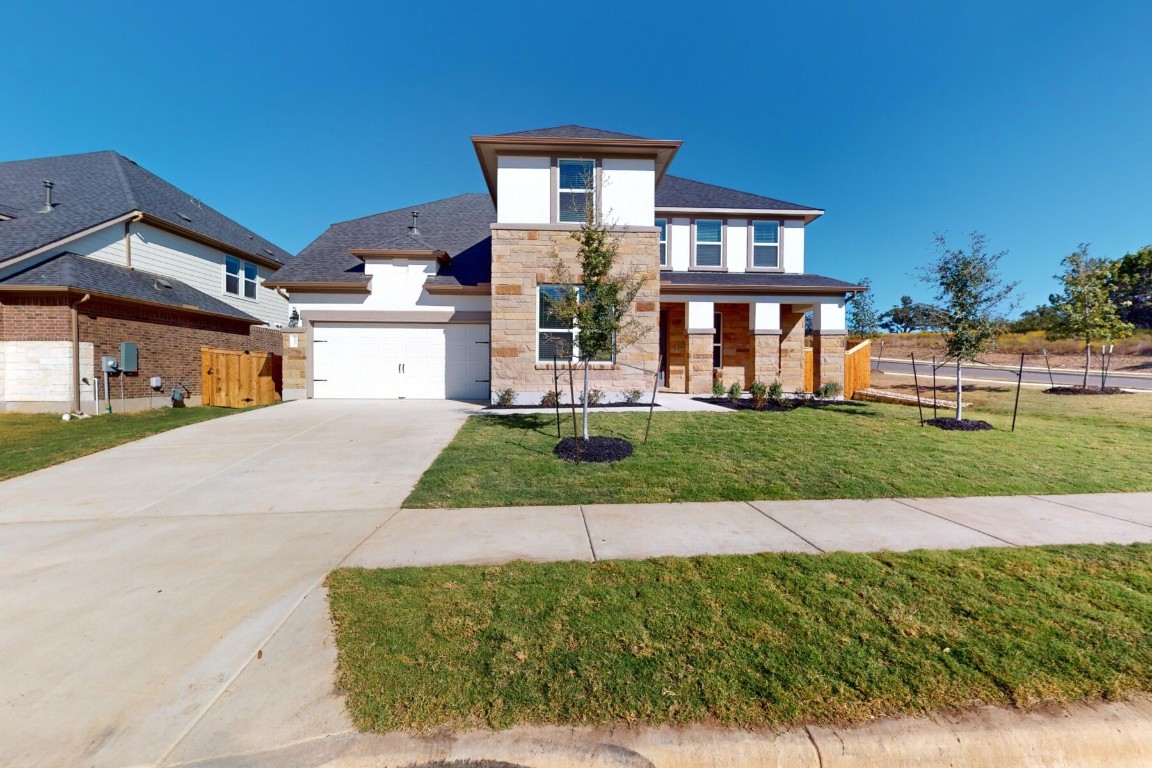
[[329, 543, 1152, 731], [404, 379, 1152, 508], [0, 407, 242, 481]]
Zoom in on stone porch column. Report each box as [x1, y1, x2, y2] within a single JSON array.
[[812, 299, 848, 391], [686, 300, 715, 394], [778, 306, 806, 391], [750, 301, 781, 385]]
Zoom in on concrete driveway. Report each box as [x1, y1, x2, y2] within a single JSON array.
[[0, 399, 480, 768]]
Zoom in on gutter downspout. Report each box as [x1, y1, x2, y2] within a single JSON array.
[[124, 212, 144, 269], [70, 293, 91, 414]]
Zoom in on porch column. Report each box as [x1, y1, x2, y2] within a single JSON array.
[[812, 299, 847, 392], [779, 305, 806, 391], [686, 300, 714, 394], [750, 300, 781, 385]]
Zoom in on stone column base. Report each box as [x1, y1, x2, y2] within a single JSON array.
[[752, 332, 781, 385], [813, 332, 847, 391], [779, 308, 806, 391], [687, 332, 714, 394]]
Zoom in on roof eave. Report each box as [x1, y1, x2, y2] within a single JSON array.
[[0, 285, 264, 323], [656, 207, 824, 223], [262, 280, 372, 292], [660, 282, 866, 296]]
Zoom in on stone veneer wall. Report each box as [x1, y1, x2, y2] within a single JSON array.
[[489, 226, 660, 401], [664, 303, 687, 390], [779, 306, 806, 391], [813, 332, 847, 390], [717, 302, 751, 388]]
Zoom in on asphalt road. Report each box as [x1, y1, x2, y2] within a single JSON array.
[[875, 358, 1152, 391]]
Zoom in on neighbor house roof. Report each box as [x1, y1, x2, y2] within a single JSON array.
[[0, 252, 262, 322], [656, 175, 821, 213], [0, 151, 292, 267], [495, 125, 648, 140], [662, 271, 865, 295], [270, 193, 495, 288]]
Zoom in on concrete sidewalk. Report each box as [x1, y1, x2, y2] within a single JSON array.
[[343, 492, 1152, 568]]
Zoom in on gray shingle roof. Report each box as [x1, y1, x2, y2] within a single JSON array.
[[275, 193, 495, 286], [495, 125, 647, 140], [0, 252, 261, 321], [656, 175, 820, 212], [0, 151, 292, 266], [662, 271, 863, 291]]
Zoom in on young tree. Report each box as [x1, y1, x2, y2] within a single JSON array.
[[846, 277, 881, 338], [1110, 245, 1152, 328], [547, 209, 648, 441], [1047, 244, 1134, 387], [918, 232, 1018, 420]]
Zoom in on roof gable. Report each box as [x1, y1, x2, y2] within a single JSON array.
[[495, 125, 647, 140]]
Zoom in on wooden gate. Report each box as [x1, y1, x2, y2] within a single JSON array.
[[844, 339, 872, 398], [201, 347, 282, 408], [803, 348, 814, 392]]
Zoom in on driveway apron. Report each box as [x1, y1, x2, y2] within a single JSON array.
[[0, 399, 478, 768]]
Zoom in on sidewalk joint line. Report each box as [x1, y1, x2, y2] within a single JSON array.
[[803, 725, 825, 768], [893, 499, 1021, 548], [744, 501, 826, 554], [1029, 495, 1152, 530], [579, 505, 598, 562]]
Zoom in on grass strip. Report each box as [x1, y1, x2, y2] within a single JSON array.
[[329, 544, 1152, 732], [0, 407, 244, 481]]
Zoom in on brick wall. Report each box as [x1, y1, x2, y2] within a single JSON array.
[[489, 226, 660, 400], [0, 296, 72, 341]]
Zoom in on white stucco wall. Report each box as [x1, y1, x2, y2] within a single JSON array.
[[813, 300, 846, 332], [726, 219, 748, 273], [290, 258, 491, 314], [654, 216, 807, 275], [601, 158, 654, 227], [668, 218, 691, 271], [782, 220, 805, 273], [496, 155, 551, 224], [687, 300, 715, 330]]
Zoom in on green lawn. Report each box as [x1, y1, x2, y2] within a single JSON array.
[[0, 407, 244, 481], [404, 380, 1152, 508], [329, 544, 1152, 732]]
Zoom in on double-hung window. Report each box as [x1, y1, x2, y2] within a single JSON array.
[[537, 284, 613, 363], [558, 159, 594, 223], [225, 256, 258, 299], [751, 221, 780, 269], [694, 219, 723, 267], [655, 218, 668, 267]]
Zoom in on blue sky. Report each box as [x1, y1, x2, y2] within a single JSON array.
[[3, 0, 1150, 314]]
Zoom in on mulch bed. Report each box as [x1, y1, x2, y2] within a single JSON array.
[[553, 436, 634, 463], [693, 397, 853, 412], [925, 418, 994, 431], [1044, 386, 1126, 396], [487, 402, 659, 410]]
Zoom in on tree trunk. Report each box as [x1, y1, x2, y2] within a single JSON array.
[[582, 360, 590, 440], [955, 358, 963, 421], [1083, 342, 1090, 389]]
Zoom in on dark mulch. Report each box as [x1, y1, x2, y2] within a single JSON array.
[[554, 436, 634, 463], [1044, 386, 1126, 396], [925, 418, 994, 431], [487, 402, 658, 410]]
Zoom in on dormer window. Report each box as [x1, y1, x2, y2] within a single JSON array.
[[225, 255, 258, 299], [750, 221, 780, 269], [557, 159, 595, 222]]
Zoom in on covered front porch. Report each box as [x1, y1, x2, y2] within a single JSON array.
[[658, 296, 849, 395]]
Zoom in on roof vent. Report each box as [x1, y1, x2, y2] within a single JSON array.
[[154, 278, 175, 290], [408, 210, 420, 235], [176, 212, 193, 222], [38, 180, 55, 213]]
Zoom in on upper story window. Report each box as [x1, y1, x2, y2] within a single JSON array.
[[558, 159, 595, 223], [655, 218, 668, 267], [225, 255, 258, 299], [751, 221, 780, 269], [694, 219, 723, 268]]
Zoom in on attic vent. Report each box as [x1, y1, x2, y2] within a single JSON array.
[[176, 212, 193, 222], [39, 180, 55, 213], [154, 278, 175, 290], [408, 210, 420, 235]]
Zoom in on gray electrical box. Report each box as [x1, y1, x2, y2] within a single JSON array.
[[119, 342, 138, 373], [101, 356, 119, 373]]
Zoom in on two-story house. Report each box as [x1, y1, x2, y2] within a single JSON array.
[[269, 126, 864, 402], [0, 151, 291, 413]]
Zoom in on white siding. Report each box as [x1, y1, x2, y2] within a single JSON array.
[[601, 158, 654, 227], [496, 155, 551, 224]]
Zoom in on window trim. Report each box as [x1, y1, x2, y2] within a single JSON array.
[[554, 158, 599, 224], [536, 284, 615, 364], [655, 218, 669, 269], [747, 219, 784, 273], [690, 218, 726, 271], [713, 311, 723, 368], [225, 255, 259, 300]]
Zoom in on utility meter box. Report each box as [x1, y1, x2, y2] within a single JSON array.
[[101, 356, 119, 373], [119, 342, 138, 373]]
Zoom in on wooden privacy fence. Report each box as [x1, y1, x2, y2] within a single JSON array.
[[201, 347, 282, 408], [844, 339, 872, 398], [803, 348, 814, 392]]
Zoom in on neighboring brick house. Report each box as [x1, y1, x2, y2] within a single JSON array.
[[0, 151, 291, 413], [269, 126, 864, 403]]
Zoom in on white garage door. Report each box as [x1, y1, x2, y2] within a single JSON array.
[[311, 323, 489, 400]]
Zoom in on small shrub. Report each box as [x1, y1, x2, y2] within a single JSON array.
[[580, 388, 605, 406], [712, 378, 726, 397], [727, 382, 742, 401], [623, 388, 645, 405], [768, 380, 785, 404], [495, 388, 518, 407], [817, 381, 843, 399], [540, 390, 561, 408], [749, 380, 768, 409]]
